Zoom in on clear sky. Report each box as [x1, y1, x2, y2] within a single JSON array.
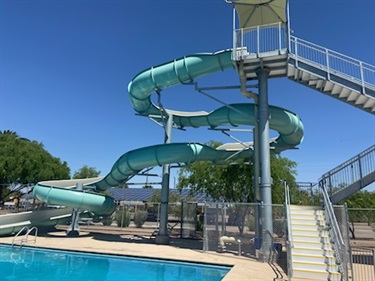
[[1, 0, 374, 190]]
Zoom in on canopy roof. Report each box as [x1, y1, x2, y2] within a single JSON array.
[[229, 0, 287, 28]]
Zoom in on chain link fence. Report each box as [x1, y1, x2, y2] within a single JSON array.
[[347, 208, 375, 240], [202, 203, 286, 260]]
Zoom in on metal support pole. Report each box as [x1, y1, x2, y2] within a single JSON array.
[[67, 183, 83, 237], [256, 67, 274, 261], [155, 112, 173, 245], [253, 117, 261, 238]]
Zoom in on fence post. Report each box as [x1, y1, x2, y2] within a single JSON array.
[[203, 202, 208, 252]]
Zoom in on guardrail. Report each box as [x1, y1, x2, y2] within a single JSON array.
[[320, 145, 375, 197], [351, 246, 375, 281], [284, 181, 293, 281], [232, 23, 375, 96], [321, 183, 348, 280]]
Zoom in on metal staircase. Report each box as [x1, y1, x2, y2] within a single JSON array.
[[320, 144, 375, 203], [284, 179, 352, 281], [288, 205, 342, 280], [233, 23, 375, 114]]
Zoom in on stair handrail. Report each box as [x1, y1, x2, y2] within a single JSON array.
[[319, 144, 375, 198], [321, 183, 348, 281], [284, 181, 294, 247], [12, 226, 38, 247], [284, 181, 293, 280], [289, 35, 375, 95]]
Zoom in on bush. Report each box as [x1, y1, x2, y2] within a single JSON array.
[[115, 209, 131, 227], [134, 211, 148, 228], [273, 219, 285, 238], [247, 216, 255, 231], [102, 215, 113, 226]]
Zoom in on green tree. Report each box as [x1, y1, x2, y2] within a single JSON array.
[[339, 190, 375, 238], [177, 141, 297, 204], [0, 131, 70, 204], [73, 165, 100, 179]]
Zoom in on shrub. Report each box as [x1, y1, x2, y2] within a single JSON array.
[[115, 209, 131, 227], [273, 219, 285, 238], [134, 211, 148, 228], [102, 215, 113, 226], [247, 215, 255, 232]]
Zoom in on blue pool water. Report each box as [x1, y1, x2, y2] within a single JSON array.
[[0, 245, 230, 281]]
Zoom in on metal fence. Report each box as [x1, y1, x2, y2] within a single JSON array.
[[351, 247, 375, 281], [88, 198, 375, 279], [202, 202, 285, 261], [347, 208, 375, 240], [114, 201, 199, 238]]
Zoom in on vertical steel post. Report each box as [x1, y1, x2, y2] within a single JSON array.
[[253, 110, 261, 238], [156, 111, 173, 245], [66, 183, 83, 237], [256, 67, 273, 261]]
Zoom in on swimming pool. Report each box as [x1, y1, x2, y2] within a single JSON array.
[[0, 244, 230, 281]]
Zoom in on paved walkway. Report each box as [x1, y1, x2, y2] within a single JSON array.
[[0, 228, 290, 281]]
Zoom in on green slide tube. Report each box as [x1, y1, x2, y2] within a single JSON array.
[[127, 50, 304, 151], [31, 49, 304, 217], [33, 184, 115, 216]]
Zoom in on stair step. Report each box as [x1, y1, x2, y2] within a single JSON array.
[[291, 228, 330, 236], [292, 268, 341, 280], [293, 234, 331, 243], [290, 214, 326, 219], [290, 215, 326, 221], [291, 220, 328, 227], [292, 253, 337, 264], [292, 240, 333, 249], [291, 223, 330, 231], [289, 205, 322, 210], [292, 246, 335, 256], [292, 260, 340, 272]]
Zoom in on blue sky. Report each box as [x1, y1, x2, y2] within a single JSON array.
[[1, 0, 374, 190]]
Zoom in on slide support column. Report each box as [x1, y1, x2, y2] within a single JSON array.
[[66, 183, 83, 237], [256, 67, 274, 262], [156, 112, 173, 245]]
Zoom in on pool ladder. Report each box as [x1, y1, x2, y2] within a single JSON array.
[[12, 226, 38, 247]]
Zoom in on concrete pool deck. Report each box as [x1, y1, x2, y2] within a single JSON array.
[[0, 227, 321, 281]]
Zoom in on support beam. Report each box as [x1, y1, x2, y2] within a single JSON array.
[[66, 183, 83, 237], [155, 111, 173, 245], [256, 67, 274, 261]]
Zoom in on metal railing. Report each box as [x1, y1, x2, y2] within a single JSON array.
[[284, 181, 293, 281], [233, 22, 288, 60], [321, 183, 348, 280], [320, 145, 375, 198], [351, 246, 375, 281], [12, 226, 38, 247], [232, 23, 375, 95]]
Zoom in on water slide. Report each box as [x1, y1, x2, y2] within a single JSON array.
[[0, 49, 304, 236]]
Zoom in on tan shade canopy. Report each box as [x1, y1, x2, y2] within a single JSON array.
[[231, 0, 287, 28]]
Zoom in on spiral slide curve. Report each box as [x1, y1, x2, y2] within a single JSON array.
[[0, 49, 304, 236]]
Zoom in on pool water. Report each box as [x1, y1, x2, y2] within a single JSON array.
[[0, 245, 230, 281]]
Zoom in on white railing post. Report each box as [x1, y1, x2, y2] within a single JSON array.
[[257, 25, 260, 54], [326, 49, 331, 80], [278, 22, 282, 51], [359, 61, 366, 94], [241, 28, 244, 58], [294, 37, 298, 68]]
